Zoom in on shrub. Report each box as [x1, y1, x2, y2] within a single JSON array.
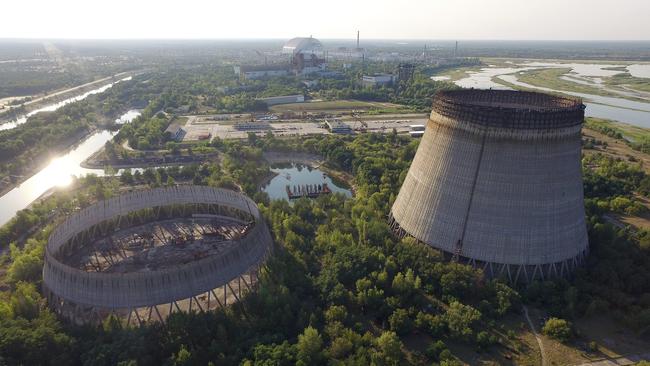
[[542, 317, 572, 342]]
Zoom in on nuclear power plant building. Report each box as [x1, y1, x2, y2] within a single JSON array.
[[390, 90, 589, 282]]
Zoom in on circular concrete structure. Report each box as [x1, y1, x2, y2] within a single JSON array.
[[43, 186, 272, 324], [389, 90, 588, 282]]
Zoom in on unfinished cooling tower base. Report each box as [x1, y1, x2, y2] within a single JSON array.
[[43, 186, 273, 326], [44, 265, 261, 326], [389, 214, 587, 283]]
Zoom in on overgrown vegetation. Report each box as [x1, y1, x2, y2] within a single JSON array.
[[0, 134, 522, 365], [585, 117, 650, 155], [2, 129, 650, 364]]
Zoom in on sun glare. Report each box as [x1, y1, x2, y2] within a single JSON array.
[[43, 157, 74, 188]]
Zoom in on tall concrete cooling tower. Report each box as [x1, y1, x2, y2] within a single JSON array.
[[389, 90, 588, 282]]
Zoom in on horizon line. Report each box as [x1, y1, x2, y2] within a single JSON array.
[[1, 37, 650, 43]]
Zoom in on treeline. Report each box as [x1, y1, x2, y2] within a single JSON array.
[[585, 118, 650, 155], [2, 131, 650, 364], [315, 73, 458, 111], [524, 150, 650, 331], [0, 101, 97, 185], [0, 134, 523, 365], [0, 76, 149, 187]]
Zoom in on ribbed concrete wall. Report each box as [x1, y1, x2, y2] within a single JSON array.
[[390, 90, 588, 277], [43, 186, 272, 309]]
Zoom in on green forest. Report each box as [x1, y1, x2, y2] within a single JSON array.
[[1, 130, 650, 365]]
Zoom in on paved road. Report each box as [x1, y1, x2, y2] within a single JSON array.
[[184, 114, 429, 140]]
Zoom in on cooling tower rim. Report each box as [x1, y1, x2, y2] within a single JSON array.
[[433, 90, 585, 130], [42, 186, 273, 310]]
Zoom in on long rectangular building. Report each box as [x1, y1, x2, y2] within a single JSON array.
[[234, 64, 290, 80], [258, 95, 305, 106]]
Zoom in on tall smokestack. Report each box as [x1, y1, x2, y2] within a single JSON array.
[[357, 30, 360, 49]]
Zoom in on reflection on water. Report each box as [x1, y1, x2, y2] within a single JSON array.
[[0, 110, 141, 227], [627, 64, 650, 78], [262, 163, 352, 201], [115, 109, 141, 124], [497, 74, 650, 128], [453, 62, 650, 128], [0, 76, 132, 131], [521, 62, 626, 78], [454, 67, 521, 90]]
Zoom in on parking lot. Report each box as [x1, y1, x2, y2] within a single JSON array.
[[182, 113, 429, 140]]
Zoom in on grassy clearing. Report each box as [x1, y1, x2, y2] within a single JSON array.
[[169, 116, 189, 126], [501, 67, 650, 102], [602, 66, 629, 72], [584, 117, 650, 147], [516, 68, 643, 100], [520, 307, 650, 365], [606, 73, 650, 93]]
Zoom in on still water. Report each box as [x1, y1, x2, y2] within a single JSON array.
[[262, 163, 352, 201], [0, 110, 141, 227], [0, 76, 132, 131], [497, 74, 650, 128], [454, 63, 650, 128]]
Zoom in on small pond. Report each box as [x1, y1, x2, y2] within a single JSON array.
[[262, 163, 352, 201]]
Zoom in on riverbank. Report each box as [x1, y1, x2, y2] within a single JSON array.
[[0, 127, 97, 198], [263, 151, 325, 167], [501, 68, 650, 103], [0, 71, 135, 125], [82, 150, 220, 169]]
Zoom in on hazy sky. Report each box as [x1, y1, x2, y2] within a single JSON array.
[[2, 0, 649, 40]]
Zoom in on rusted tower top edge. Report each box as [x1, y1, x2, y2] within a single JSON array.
[[432, 90, 585, 130]]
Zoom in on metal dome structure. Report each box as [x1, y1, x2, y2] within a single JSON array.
[[282, 37, 323, 54], [43, 186, 273, 325], [389, 90, 588, 283]]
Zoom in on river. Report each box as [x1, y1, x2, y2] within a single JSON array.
[[0, 110, 141, 227], [0, 76, 132, 131], [451, 62, 650, 128]]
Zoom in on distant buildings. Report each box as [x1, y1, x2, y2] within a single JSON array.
[[234, 65, 289, 80], [325, 120, 352, 134], [235, 36, 328, 80], [282, 37, 323, 55], [233, 121, 271, 131], [165, 124, 186, 141], [362, 73, 396, 87], [258, 94, 305, 106]]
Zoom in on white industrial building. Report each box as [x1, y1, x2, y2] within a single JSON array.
[[362, 73, 396, 87], [325, 120, 352, 134], [234, 65, 290, 80], [258, 94, 305, 106], [165, 124, 186, 141]]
